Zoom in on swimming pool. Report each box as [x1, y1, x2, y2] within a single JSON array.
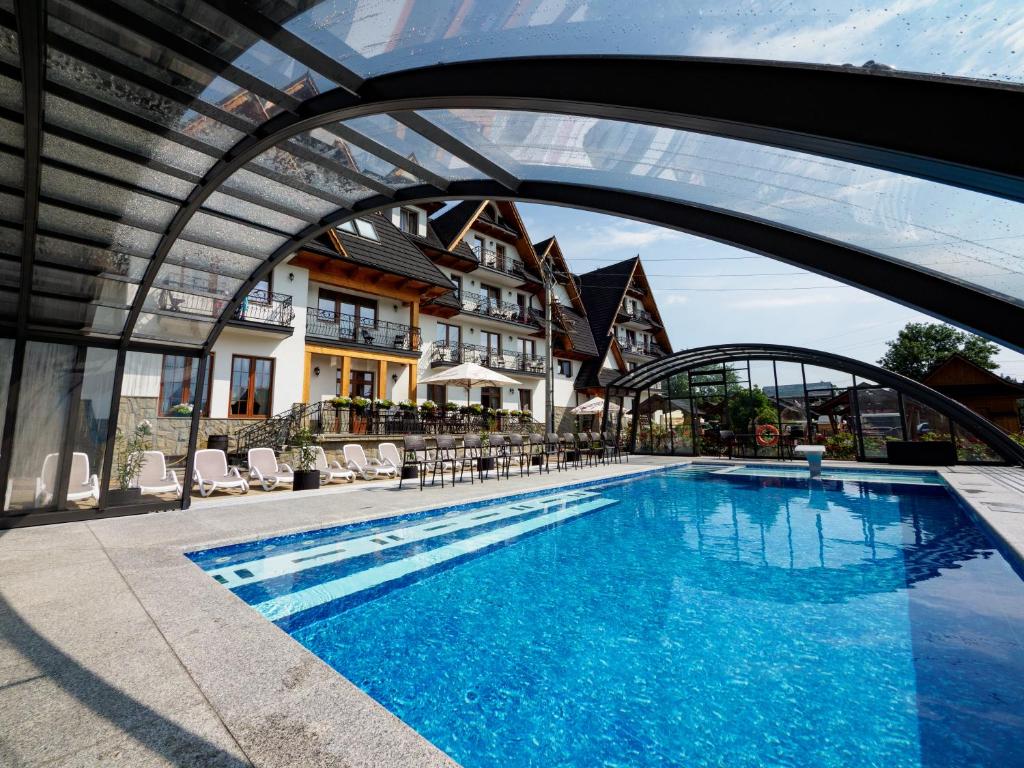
[[189, 466, 1024, 767]]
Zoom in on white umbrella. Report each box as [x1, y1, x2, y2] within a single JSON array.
[[571, 396, 620, 415], [418, 362, 520, 405]]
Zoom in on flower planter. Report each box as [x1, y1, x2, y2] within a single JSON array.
[[293, 469, 320, 491], [351, 413, 368, 434], [400, 465, 418, 480], [106, 488, 142, 507], [478, 457, 496, 471]]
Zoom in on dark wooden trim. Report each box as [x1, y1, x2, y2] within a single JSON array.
[[227, 353, 275, 419]]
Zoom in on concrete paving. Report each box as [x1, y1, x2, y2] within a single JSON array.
[[0, 456, 1020, 766]]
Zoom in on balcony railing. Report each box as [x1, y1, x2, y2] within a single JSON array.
[[458, 290, 533, 324], [473, 246, 540, 282], [430, 341, 546, 375], [232, 290, 295, 327], [618, 338, 665, 357], [306, 309, 421, 352], [617, 305, 658, 325]]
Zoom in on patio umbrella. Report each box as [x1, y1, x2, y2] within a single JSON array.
[[571, 396, 620, 415], [417, 362, 520, 405]]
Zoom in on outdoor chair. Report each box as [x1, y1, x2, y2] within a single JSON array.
[[138, 451, 182, 498], [545, 432, 567, 471], [314, 446, 354, 484], [462, 434, 495, 481], [561, 433, 582, 468], [506, 433, 531, 477], [247, 448, 294, 491], [528, 433, 554, 474], [436, 434, 475, 485], [35, 452, 100, 507], [575, 432, 598, 467], [488, 433, 512, 477], [193, 449, 248, 497], [401, 435, 444, 489], [600, 431, 622, 464], [344, 444, 397, 480]]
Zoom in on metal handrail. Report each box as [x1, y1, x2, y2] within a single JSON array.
[[458, 289, 532, 323], [306, 309, 421, 351], [473, 246, 540, 281], [430, 341, 546, 374], [618, 337, 664, 356], [233, 289, 295, 326]]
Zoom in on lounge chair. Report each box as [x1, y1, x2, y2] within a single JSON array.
[[35, 452, 100, 506], [193, 449, 248, 497], [138, 451, 182, 498], [344, 444, 397, 480], [378, 442, 405, 474], [314, 446, 354, 484], [248, 448, 294, 491]]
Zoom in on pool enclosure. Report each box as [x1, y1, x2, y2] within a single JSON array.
[[603, 345, 1024, 465], [1, 2, 1023, 524]]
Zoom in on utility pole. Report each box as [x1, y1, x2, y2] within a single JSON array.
[[540, 254, 556, 434]]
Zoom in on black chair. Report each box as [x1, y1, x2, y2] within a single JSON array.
[[506, 433, 531, 477], [601, 431, 621, 463], [402, 435, 445, 490], [529, 433, 554, 474], [435, 434, 473, 485], [561, 433, 581, 468], [463, 434, 493, 481], [489, 433, 512, 477], [545, 432, 566, 472], [576, 432, 599, 467]]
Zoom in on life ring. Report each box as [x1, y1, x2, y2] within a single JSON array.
[[755, 424, 780, 447]]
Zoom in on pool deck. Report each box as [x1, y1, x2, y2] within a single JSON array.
[[1, 456, 1021, 767]]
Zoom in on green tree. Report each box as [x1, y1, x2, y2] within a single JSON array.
[[726, 388, 778, 432], [878, 322, 998, 381], [667, 365, 742, 399]]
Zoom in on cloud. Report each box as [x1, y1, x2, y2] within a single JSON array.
[[661, 294, 690, 306], [723, 290, 877, 310], [560, 223, 688, 254]]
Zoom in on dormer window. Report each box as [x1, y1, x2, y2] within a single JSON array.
[[337, 218, 379, 241], [399, 207, 420, 235]]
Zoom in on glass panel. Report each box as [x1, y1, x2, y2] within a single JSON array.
[[769, 362, 807, 443], [297, 126, 428, 189], [953, 423, 1002, 463], [166, 239, 262, 280], [342, 114, 486, 181], [0, 188, 22, 224], [203, 191, 309, 235], [45, 93, 217, 177], [220, 167, 337, 220], [180, 211, 287, 257], [131, 312, 211, 345], [229, 356, 251, 415], [284, 1, 1024, 84], [4, 342, 77, 511], [0, 145, 22, 188], [249, 146, 376, 207], [0, 71, 22, 111], [31, 264, 138, 307], [904, 396, 952, 442], [0, 114, 23, 148], [252, 358, 273, 416], [42, 132, 194, 200], [153, 263, 241, 300], [418, 109, 1024, 306], [159, 354, 211, 417], [38, 203, 162, 257], [29, 295, 129, 336], [65, 346, 116, 509], [0, 338, 11, 503], [855, 387, 902, 460], [41, 164, 178, 231], [36, 234, 149, 282]]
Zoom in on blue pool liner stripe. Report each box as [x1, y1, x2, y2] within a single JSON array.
[[269, 498, 621, 632], [231, 496, 605, 605]]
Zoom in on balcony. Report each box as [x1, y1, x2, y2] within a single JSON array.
[[473, 246, 541, 283], [430, 341, 546, 376], [617, 305, 659, 326], [618, 338, 665, 357], [232, 290, 295, 328], [306, 309, 421, 353], [458, 290, 534, 325]]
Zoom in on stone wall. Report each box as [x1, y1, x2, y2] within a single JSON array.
[[117, 397, 263, 459]]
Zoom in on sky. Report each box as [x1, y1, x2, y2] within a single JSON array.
[[517, 204, 1024, 380]]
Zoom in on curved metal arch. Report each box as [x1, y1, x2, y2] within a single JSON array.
[[605, 343, 1024, 465], [123, 55, 1024, 344], [202, 180, 1024, 356]]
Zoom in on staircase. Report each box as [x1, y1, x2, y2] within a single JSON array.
[[232, 402, 320, 460]]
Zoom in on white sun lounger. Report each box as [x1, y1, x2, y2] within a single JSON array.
[[314, 446, 354, 484], [343, 444, 397, 480], [193, 449, 248, 497], [377, 442, 404, 473], [138, 450, 182, 498], [248, 448, 294, 491], [35, 452, 99, 506]]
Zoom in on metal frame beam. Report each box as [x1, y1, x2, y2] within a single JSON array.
[[605, 343, 1024, 466]]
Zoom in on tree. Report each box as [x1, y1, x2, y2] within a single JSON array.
[[667, 365, 742, 399], [878, 322, 998, 381], [726, 388, 778, 432]]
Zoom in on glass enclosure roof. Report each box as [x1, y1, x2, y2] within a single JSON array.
[[2, 0, 1023, 352]]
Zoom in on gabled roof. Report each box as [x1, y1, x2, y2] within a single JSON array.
[[578, 255, 640, 358], [556, 304, 598, 357], [923, 353, 1024, 393], [432, 201, 487, 252], [404, 219, 478, 264], [321, 214, 455, 290]]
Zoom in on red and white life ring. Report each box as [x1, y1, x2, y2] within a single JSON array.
[[755, 423, 781, 447]]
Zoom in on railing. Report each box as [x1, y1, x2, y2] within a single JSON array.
[[458, 290, 533, 324], [306, 309, 421, 351], [617, 305, 657, 325], [618, 338, 665, 357], [473, 246, 540, 282], [232, 290, 295, 327], [430, 341, 546, 375], [233, 401, 545, 457]]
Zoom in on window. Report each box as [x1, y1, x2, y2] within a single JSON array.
[[495, 243, 506, 264], [480, 386, 501, 411], [337, 218, 379, 241], [473, 235, 485, 257], [318, 289, 377, 336], [159, 354, 213, 416], [558, 359, 573, 377], [482, 331, 501, 355], [516, 293, 528, 319], [518, 338, 536, 357], [250, 275, 272, 304], [482, 283, 501, 311], [450, 274, 462, 297], [427, 384, 447, 405], [399, 207, 420, 234], [518, 388, 532, 411], [349, 369, 375, 398], [436, 322, 461, 346], [230, 355, 273, 417]]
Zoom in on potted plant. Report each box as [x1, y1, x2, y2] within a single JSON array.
[[109, 420, 151, 505], [462, 403, 483, 416], [519, 408, 532, 423], [330, 395, 351, 409], [398, 399, 417, 412], [419, 399, 437, 414], [478, 431, 496, 471], [374, 397, 395, 410], [291, 427, 320, 490], [443, 401, 460, 413], [168, 403, 192, 418], [351, 396, 370, 434]]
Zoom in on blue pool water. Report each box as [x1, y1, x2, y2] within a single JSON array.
[[190, 467, 1024, 768]]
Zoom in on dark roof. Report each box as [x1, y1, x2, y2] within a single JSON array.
[[533, 236, 555, 255], [431, 201, 481, 251], [422, 291, 461, 311], [579, 256, 639, 346], [557, 304, 598, 357], [575, 361, 620, 389], [328, 214, 454, 289]]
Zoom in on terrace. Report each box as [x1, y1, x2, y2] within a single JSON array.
[[305, 310, 421, 354], [457, 290, 535, 325], [473, 246, 542, 284], [429, 341, 546, 376]]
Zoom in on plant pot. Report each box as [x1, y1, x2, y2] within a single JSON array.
[[106, 488, 142, 507], [293, 469, 320, 491], [400, 465, 418, 479], [478, 457, 496, 471], [531, 455, 545, 466]]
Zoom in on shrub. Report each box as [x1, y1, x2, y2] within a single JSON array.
[[330, 396, 351, 408], [444, 401, 460, 412], [351, 396, 370, 412], [374, 398, 394, 409], [169, 403, 193, 416], [419, 400, 437, 412], [398, 399, 417, 411], [824, 431, 856, 460]]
